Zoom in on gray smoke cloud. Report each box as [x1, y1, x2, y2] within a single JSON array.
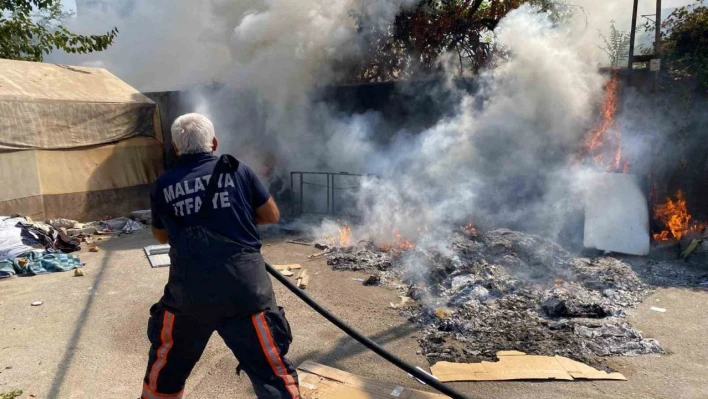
[[352, 4, 607, 248], [50, 0, 418, 178], [48, 0, 674, 248]]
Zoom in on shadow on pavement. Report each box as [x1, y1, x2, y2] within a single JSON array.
[[291, 322, 419, 369], [46, 251, 114, 399]]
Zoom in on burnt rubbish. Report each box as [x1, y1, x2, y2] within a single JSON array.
[[323, 228, 663, 370]]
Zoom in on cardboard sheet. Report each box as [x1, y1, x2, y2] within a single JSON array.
[[297, 361, 445, 399], [429, 351, 626, 382]]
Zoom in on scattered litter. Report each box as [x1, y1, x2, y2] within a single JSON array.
[[296, 269, 310, 289], [31, 301, 42, 306], [281, 270, 294, 277], [650, 307, 667, 313], [89, 246, 99, 252], [352, 278, 365, 282], [429, 351, 626, 382], [144, 245, 170, 268], [390, 296, 413, 309], [74, 268, 85, 277], [408, 366, 438, 385], [67, 226, 98, 236], [122, 219, 143, 233], [307, 252, 326, 259], [100, 217, 131, 232], [324, 228, 664, 368], [286, 240, 313, 246], [390, 386, 405, 397], [47, 218, 79, 229], [363, 274, 381, 286], [2, 251, 82, 276], [130, 210, 152, 225], [273, 264, 301, 271]]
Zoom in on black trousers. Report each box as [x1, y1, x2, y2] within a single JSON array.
[[141, 304, 300, 399]]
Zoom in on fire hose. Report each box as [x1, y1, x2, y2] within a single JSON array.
[[265, 262, 470, 399]]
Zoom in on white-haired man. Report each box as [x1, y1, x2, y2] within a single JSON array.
[[141, 113, 300, 399]]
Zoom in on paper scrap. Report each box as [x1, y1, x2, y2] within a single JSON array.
[[650, 306, 666, 313], [390, 386, 405, 397], [390, 296, 413, 309], [273, 264, 301, 271], [430, 351, 626, 382]]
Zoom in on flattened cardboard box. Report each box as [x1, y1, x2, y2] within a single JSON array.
[[429, 351, 626, 382], [297, 361, 445, 399]]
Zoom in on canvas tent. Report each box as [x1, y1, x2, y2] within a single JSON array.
[[0, 59, 164, 221]]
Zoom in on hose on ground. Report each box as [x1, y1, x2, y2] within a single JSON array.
[[265, 262, 469, 399]]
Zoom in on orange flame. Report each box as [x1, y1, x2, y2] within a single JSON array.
[[464, 223, 478, 237], [323, 221, 353, 247], [581, 73, 628, 173], [338, 224, 352, 247], [380, 228, 416, 252], [652, 190, 705, 241]]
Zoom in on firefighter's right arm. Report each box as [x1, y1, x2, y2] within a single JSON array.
[[255, 197, 280, 225]]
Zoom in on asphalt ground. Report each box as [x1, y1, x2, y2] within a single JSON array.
[[1, 230, 706, 399]]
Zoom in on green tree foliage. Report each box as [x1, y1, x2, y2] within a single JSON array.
[[349, 0, 578, 82], [599, 21, 630, 68], [0, 0, 118, 62], [660, 1, 708, 87]]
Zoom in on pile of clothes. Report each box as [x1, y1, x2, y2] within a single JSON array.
[[0, 216, 82, 279]]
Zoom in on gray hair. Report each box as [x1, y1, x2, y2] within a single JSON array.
[[171, 113, 216, 154]]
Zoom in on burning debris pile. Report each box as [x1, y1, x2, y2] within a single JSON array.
[[652, 190, 706, 242], [321, 227, 663, 369]]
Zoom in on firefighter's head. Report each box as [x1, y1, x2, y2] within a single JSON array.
[[171, 113, 218, 156]]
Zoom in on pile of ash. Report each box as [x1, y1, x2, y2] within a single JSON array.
[[323, 228, 663, 369]]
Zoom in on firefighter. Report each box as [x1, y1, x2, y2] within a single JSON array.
[[141, 113, 300, 399]]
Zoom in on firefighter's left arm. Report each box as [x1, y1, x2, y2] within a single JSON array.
[[152, 227, 169, 244]]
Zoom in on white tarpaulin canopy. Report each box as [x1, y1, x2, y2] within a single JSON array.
[[0, 59, 164, 221]]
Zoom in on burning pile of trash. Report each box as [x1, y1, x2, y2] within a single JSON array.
[[319, 226, 663, 369]]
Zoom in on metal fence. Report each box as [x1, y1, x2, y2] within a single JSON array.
[[290, 172, 367, 216]]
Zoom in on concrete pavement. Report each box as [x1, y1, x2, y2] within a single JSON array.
[[0, 230, 706, 398]]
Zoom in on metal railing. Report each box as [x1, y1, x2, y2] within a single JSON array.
[[290, 171, 367, 215]]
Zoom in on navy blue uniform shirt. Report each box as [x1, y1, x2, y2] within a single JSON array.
[[151, 152, 271, 250]]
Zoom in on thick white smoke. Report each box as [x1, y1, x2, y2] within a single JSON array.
[[354, 4, 606, 248], [49, 0, 664, 248], [50, 0, 416, 176]]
